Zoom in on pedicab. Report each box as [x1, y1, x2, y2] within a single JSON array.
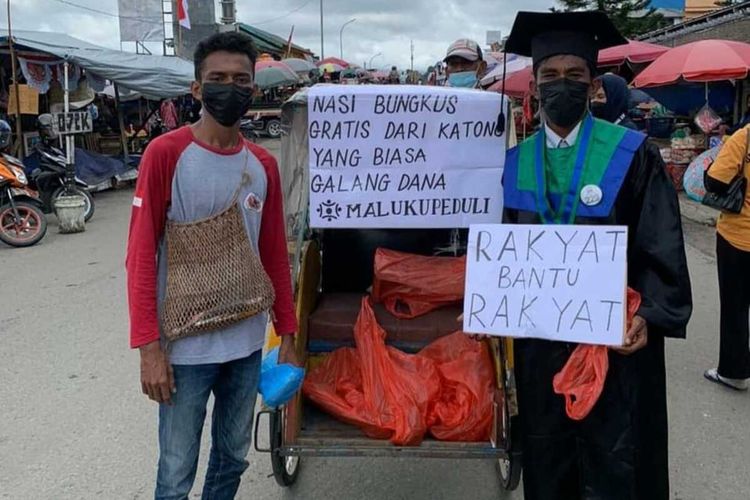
[[254, 87, 522, 491]]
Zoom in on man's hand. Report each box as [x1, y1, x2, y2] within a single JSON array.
[[612, 315, 648, 356], [139, 340, 175, 404], [278, 335, 302, 367]]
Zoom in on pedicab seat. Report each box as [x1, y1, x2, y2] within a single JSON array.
[[307, 293, 461, 353]]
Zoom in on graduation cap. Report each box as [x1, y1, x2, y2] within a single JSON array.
[[504, 11, 627, 73]]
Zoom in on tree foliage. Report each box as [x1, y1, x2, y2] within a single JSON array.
[[552, 0, 671, 38]]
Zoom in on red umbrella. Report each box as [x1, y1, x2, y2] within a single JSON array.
[[316, 57, 350, 69], [489, 66, 534, 98], [634, 39, 750, 87], [598, 40, 669, 66]]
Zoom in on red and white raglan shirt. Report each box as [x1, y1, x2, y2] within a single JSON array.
[[126, 126, 297, 364]]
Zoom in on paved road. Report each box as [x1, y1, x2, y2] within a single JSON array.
[[1, 142, 749, 499]]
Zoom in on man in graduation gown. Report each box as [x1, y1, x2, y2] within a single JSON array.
[[502, 11, 693, 500]]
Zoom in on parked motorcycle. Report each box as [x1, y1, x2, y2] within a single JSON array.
[[32, 114, 95, 222], [0, 133, 47, 247], [240, 116, 264, 142]]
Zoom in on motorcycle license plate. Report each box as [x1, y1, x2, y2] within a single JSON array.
[[10, 187, 39, 198]]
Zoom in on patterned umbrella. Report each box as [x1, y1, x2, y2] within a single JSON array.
[[255, 65, 300, 89], [283, 58, 317, 73], [256, 60, 297, 76], [480, 55, 532, 87]]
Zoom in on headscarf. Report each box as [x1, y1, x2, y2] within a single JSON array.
[[597, 74, 631, 124]]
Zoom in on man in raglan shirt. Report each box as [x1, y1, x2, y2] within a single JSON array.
[[126, 32, 299, 498]]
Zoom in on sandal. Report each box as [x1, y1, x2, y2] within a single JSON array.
[[704, 368, 749, 391]]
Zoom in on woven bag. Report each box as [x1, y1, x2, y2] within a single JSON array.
[[161, 170, 275, 343]]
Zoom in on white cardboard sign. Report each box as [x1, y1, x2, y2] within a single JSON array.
[[308, 85, 506, 228], [463, 224, 628, 346]]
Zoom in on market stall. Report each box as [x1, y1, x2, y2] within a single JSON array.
[[0, 28, 194, 187], [635, 39, 750, 190]]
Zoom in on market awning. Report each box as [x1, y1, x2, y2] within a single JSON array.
[[0, 29, 194, 98]]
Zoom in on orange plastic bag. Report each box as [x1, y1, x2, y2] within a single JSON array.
[[303, 298, 494, 445], [552, 288, 642, 421], [372, 248, 466, 319]]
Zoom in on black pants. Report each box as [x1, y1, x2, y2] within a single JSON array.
[[717, 233, 750, 379]]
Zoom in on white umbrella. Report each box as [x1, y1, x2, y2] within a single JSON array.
[[480, 56, 532, 87]]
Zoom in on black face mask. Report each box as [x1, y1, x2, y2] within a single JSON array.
[[200, 82, 253, 127], [538, 78, 591, 128], [590, 102, 607, 120]]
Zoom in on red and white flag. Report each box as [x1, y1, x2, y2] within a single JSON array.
[[177, 0, 191, 30]]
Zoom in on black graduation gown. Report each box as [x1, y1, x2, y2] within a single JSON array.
[[503, 141, 693, 500]]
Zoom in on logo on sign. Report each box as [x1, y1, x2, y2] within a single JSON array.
[[316, 200, 342, 221]]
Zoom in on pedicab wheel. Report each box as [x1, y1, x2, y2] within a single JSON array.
[[497, 453, 522, 491], [269, 408, 300, 487]]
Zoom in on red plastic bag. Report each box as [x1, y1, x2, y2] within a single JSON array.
[[303, 298, 494, 445], [420, 333, 495, 441], [372, 248, 466, 319], [552, 288, 642, 421]]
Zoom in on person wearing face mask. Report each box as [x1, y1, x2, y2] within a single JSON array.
[[444, 38, 487, 88], [590, 73, 638, 129], [126, 32, 299, 499], [502, 11, 692, 500]]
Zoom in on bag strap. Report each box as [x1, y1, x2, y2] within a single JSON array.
[[229, 148, 252, 203]]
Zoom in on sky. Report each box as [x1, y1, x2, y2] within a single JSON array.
[[2, 0, 555, 70]]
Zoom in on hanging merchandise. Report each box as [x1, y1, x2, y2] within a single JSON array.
[[303, 298, 494, 446], [18, 57, 53, 94], [372, 249, 466, 319], [54, 62, 81, 91], [8, 84, 39, 115], [160, 100, 179, 130], [47, 80, 65, 108], [86, 72, 107, 93], [694, 103, 722, 134]]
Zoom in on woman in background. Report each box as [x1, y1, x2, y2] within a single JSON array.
[[704, 125, 750, 390], [591, 73, 637, 129]]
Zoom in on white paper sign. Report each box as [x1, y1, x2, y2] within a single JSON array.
[[463, 224, 628, 346], [308, 85, 506, 228]]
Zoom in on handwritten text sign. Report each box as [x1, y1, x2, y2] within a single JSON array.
[[308, 85, 506, 228], [463, 224, 628, 346]]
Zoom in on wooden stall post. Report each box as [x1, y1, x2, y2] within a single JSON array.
[[6, 0, 23, 156], [114, 83, 130, 165]]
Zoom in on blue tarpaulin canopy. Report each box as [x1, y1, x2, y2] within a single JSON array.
[[642, 81, 736, 116], [0, 29, 193, 99]]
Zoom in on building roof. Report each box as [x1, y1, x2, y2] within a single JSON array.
[[238, 23, 313, 58], [638, 0, 750, 43]]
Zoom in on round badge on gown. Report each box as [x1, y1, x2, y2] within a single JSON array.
[[580, 185, 603, 206]]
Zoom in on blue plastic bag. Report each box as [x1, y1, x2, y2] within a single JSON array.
[[259, 347, 305, 408]]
